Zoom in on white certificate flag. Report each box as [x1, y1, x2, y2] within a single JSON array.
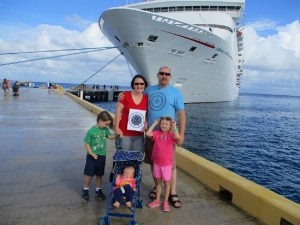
[[127, 109, 146, 131]]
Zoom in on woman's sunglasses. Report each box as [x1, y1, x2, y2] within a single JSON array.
[[134, 83, 145, 86]]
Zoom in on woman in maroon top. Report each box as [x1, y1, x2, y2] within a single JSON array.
[[115, 74, 148, 151]]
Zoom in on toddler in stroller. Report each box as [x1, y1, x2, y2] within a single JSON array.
[[12, 81, 19, 96], [113, 165, 136, 208], [100, 150, 144, 225]]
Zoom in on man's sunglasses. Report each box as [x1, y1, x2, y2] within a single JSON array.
[[158, 72, 171, 76], [160, 116, 172, 121]]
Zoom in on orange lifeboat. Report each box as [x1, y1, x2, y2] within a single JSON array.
[[237, 31, 243, 38]]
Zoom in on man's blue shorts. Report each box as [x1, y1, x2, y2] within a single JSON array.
[[83, 154, 106, 177]]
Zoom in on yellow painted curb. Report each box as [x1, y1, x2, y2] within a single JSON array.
[[176, 147, 300, 225]]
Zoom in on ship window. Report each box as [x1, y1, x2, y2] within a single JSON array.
[[169, 7, 176, 12], [219, 6, 226, 11], [201, 6, 209, 11], [148, 35, 158, 42], [154, 8, 161, 12], [236, 6, 241, 11], [210, 6, 217, 11], [123, 42, 130, 47], [161, 7, 168, 12], [212, 54, 218, 58], [177, 51, 184, 56], [185, 6, 192, 11], [136, 42, 144, 47], [177, 6, 184, 11], [227, 6, 235, 11], [114, 36, 121, 42], [146, 8, 154, 12], [176, 78, 186, 83], [189, 46, 197, 52], [170, 49, 177, 54], [193, 6, 200, 11]]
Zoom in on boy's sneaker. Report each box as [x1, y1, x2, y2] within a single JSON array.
[[81, 189, 89, 202], [96, 189, 106, 200]]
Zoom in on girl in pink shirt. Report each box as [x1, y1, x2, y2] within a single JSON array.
[[145, 116, 180, 212]]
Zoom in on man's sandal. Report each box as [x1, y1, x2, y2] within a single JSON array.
[[169, 194, 181, 208], [149, 187, 156, 199]]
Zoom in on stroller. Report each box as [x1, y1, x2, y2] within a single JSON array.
[[100, 150, 144, 225]]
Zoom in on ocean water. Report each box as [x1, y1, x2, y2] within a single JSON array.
[[183, 93, 300, 205], [31, 82, 300, 204]]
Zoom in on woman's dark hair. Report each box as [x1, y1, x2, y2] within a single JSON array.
[[96, 111, 113, 129], [130, 74, 148, 89]]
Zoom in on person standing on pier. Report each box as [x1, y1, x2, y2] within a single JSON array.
[[47, 81, 51, 92], [119, 66, 186, 208], [81, 111, 116, 202], [146, 116, 180, 211], [144, 66, 186, 209], [2, 78, 8, 96], [115, 74, 148, 150], [6, 79, 10, 94]]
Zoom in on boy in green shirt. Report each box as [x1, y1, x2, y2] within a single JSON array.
[[82, 111, 116, 201]]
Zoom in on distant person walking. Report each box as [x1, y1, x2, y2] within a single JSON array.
[[2, 78, 8, 96], [12, 81, 19, 96], [47, 81, 51, 92], [7, 80, 11, 94]]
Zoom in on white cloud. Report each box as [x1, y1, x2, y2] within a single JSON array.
[[0, 23, 133, 85], [247, 19, 278, 31], [240, 20, 300, 96], [64, 14, 92, 29]]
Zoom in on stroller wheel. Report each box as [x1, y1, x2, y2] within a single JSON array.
[[137, 200, 143, 208], [105, 216, 110, 225], [99, 216, 110, 225], [128, 220, 138, 225], [99, 217, 105, 225]]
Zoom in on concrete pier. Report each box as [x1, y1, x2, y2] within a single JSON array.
[[0, 88, 262, 225]]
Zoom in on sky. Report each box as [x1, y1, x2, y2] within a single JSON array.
[[0, 0, 300, 96]]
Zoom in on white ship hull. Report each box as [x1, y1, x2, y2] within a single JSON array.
[[99, 0, 245, 103]]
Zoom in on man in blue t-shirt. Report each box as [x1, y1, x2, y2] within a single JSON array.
[[144, 66, 186, 209]]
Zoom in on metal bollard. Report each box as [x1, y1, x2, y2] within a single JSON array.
[[80, 90, 83, 100]]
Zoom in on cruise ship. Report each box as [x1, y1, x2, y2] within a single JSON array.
[[99, 0, 245, 103]]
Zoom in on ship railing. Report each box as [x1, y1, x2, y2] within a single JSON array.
[[143, 6, 243, 13], [142, 5, 244, 19]]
